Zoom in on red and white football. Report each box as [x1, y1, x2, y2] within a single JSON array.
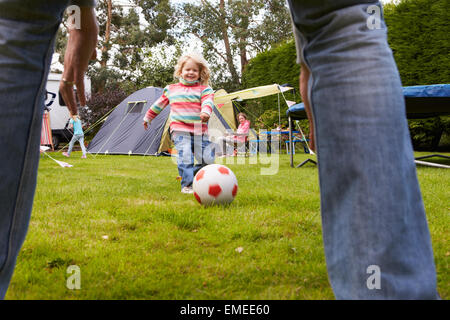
[[193, 164, 238, 206]]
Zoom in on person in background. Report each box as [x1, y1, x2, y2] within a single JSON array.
[[216, 112, 250, 157], [143, 53, 215, 194], [63, 115, 87, 158]]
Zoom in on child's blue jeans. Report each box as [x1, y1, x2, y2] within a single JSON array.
[[67, 134, 87, 156], [172, 131, 215, 189]]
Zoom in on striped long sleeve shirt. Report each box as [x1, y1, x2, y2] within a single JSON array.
[[143, 79, 215, 134]]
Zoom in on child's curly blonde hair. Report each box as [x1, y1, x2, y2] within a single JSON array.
[[174, 53, 211, 86]]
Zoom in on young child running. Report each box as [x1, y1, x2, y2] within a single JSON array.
[[63, 115, 87, 158], [143, 53, 215, 194]]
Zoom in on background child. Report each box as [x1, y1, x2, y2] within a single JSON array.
[[143, 53, 215, 194], [63, 115, 87, 158], [216, 112, 250, 157]]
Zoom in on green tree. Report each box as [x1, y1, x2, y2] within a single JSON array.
[[176, 0, 293, 91], [55, 0, 174, 93], [95, 0, 174, 92], [383, 0, 449, 85], [241, 40, 300, 128], [125, 43, 183, 92]]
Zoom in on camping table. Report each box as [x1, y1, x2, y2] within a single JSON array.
[[257, 130, 299, 154]]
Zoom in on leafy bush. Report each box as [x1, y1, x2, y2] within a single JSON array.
[[241, 40, 300, 127], [408, 116, 450, 150], [256, 110, 280, 129]]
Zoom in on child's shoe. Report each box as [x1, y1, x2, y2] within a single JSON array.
[[62, 152, 70, 157], [181, 186, 194, 194], [81, 155, 87, 159]]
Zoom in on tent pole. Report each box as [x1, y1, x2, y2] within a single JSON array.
[[278, 93, 281, 128], [289, 116, 294, 167]]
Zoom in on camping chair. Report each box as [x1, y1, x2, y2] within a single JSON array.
[[220, 127, 253, 157], [218, 132, 249, 157], [234, 133, 250, 156], [239, 127, 264, 156]]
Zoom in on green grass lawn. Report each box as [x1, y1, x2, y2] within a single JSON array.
[[5, 151, 449, 300]]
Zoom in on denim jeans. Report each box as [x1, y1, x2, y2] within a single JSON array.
[[287, 1, 438, 299], [67, 134, 87, 156], [172, 131, 215, 189], [0, 0, 69, 298]]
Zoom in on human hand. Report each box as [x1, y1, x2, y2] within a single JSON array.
[[59, 7, 98, 116], [300, 63, 315, 152], [200, 112, 210, 122], [143, 121, 149, 130]]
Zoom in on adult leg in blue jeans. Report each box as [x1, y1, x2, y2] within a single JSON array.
[[287, 1, 438, 299], [0, 2, 66, 299], [0, 0, 97, 298]]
